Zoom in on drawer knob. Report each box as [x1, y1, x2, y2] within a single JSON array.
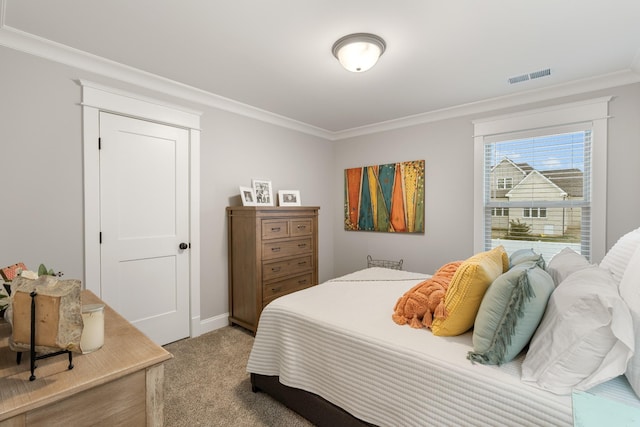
[[297, 225, 306, 229], [298, 243, 306, 248], [298, 261, 307, 266], [271, 227, 281, 232], [272, 267, 281, 272], [271, 286, 282, 293], [298, 279, 307, 285], [271, 247, 281, 252]]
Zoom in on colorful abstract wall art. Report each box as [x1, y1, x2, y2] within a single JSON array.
[[344, 160, 425, 233]]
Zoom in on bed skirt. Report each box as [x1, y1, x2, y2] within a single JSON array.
[[251, 373, 373, 427]]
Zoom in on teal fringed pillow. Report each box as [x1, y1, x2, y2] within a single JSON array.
[[509, 248, 545, 269], [468, 262, 554, 365]]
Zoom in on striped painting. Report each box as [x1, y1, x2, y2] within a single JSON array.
[[344, 160, 425, 233]]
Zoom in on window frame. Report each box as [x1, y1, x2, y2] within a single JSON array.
[[473, 97, 610, 262]]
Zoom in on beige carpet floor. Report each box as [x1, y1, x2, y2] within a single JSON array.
[[163, 326, 313, 427]]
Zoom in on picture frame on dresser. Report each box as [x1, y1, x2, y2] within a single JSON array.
[[239, 186, 256, 206], [278, 190, 301, 206], [252, 179, 274, 206]]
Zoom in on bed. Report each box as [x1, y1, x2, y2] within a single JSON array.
[[247, 255, 640, 426]]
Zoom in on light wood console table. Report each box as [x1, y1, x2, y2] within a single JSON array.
[[0, 290, 172, 426]]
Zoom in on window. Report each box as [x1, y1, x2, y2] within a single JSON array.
[[473, 97, 610, 262], [523, 208, 546, 218], [492, 207, 509, 217], [497, 177, 513, 189]]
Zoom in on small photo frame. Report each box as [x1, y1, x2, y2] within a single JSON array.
[[252, 179, 274, 206], [278, 190, 301, 206], [239, 186, 256, 206]]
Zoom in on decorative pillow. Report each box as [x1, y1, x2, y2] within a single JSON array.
[[619, 244, 640, 398], [468, 262, 554, 365], [392, 261, 462, 329], [521, 266, 634, 395], [509, 248, 545, 269], [545, 247, 591, 287], [431, 246, 509, 336], [600, 227, 640, 284]]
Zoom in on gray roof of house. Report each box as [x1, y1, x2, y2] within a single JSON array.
[[539, 168, 584, 197], [493, 158, 584, 198]]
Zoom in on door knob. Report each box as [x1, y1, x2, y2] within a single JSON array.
[[179, 242, 189, 250]]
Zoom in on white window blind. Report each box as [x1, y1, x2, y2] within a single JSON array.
[[483, 127, 592, 261]]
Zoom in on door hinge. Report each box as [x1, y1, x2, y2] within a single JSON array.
[[99, 232, 102, 244], [98, 137, 101, 150]]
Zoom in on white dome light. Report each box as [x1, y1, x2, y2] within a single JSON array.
[[332, 33, 386, 73]]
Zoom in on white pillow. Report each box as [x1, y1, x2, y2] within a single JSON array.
[[619, 244, 640, 398], [546, 247, 591, 287], [521, 266, 634, 395], [600, 227, 640, 284]]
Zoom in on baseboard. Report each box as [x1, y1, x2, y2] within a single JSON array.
[[198, 312, 230, 335]]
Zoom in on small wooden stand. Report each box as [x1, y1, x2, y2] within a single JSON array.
[[15, 291, 73, 381]]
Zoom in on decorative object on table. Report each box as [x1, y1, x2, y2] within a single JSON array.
[[7, 275, 83, 380], [239, 186, 256, 206], [345, 160, 425, 233], [80, 303, 105, 353], [37, 263, 63, 277], [1, 262, 28, 317], [252, 179, 274, 206], [367, 255, 403, 270], [278, 190, 301, 207], [0, 262, 28, 282], [0, 285, 8, 318]]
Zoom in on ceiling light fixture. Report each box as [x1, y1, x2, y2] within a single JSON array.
[[332, 33, 386, 73]]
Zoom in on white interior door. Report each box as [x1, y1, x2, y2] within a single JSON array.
[[99, 112, 190, 345]]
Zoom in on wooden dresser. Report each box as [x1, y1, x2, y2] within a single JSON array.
[[0, 291, 171, 426], [227, 206, 319, 332]]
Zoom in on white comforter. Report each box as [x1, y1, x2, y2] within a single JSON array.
[[247, 268, 634, 426]]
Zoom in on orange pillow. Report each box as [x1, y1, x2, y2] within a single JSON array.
[[392, 261, 462, 329], [430, 246, 509, 336]]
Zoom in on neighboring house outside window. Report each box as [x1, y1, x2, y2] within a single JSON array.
[[473, 97, 610, 262]]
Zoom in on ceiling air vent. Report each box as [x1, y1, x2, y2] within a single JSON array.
[[508, 74, 530, 84], [529, 68, 551, 80], [508, 68, 551, 84]]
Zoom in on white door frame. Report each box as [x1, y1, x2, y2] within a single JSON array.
[[80, 80, 202, 338]]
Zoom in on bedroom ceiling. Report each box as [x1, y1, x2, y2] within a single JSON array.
[[2, 0, 640, 134]]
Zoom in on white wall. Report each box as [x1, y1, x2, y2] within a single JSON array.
[[333, 84, 640, 276], [0, 46, 334, 325]]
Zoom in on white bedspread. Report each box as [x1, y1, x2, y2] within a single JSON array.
[[247, 268, 637, 426]]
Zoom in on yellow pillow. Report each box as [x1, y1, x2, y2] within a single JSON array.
[[431, 246, 509, 336]]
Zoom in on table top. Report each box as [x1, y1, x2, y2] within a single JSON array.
[[0, 290, 173, 421]]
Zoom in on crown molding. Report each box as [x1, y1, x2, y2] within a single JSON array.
[[0, 23, 334, 140], [331, 70, 640, 140], [1, 18, 639, 142]]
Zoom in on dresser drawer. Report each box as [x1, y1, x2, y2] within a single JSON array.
[[263, 255, 313, 281], [263, 238, 313, 259], [263, 273, 313, 304], [290, 219, 313, 237], [262, 220, 289, 240]]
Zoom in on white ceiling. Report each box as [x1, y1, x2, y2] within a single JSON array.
[[3, 0, 640, 134]]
